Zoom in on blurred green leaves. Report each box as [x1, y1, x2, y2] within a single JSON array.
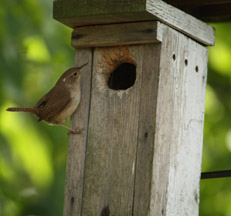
[[205, 84, 224, 123], [24, 36, 51, 63], [210, 41, 231, 76], [200, 23, 231, 216], [0, 0, 72, 215], [1, 103, 53, 188]]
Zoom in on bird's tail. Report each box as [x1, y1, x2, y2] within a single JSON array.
[[7, 107, 38, 115]]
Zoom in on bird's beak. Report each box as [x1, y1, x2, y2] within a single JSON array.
[[78, 62, 88, 71]]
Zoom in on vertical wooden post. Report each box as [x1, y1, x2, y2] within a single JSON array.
[[63, 49, 92, 216], [53, 1, 215, 215]]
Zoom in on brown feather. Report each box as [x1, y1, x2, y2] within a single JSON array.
[[7, 107, 38, 115], [35, 83, 71, 123]]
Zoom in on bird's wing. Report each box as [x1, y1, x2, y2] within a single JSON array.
[[36, 86, 71, 122], [35, 93, 49, 109], [35, 88, 53, 108]]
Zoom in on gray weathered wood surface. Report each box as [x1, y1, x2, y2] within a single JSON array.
[[82, 45, 145, 215], [146, 0, 215, 46], [53, 0, 215, 46], [149, 24, 207, 216], [72, 22, 162, 48], [63, 48, 92, 216], [132, 43, 161, 215], [64, 22, 208, 216]]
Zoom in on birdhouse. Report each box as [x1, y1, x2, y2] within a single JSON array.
[[53, 0, 215, 215]]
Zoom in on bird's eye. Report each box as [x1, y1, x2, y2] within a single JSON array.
[[73, 72, 78, 77]]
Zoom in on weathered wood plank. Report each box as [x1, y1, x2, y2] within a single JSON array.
[[81, 46, 144, 215], [146, 0, 215, 46], [53, 0, 146, 20], [63, 48, 92, 216], [71, 22, 162, 48], [150, 24, 207, 215], [166, 28, 207, 216], [53, 0, 215, 46], [133, 43, 161, 215], [64, 22, 208, 216], [53, 1, 151, 27]]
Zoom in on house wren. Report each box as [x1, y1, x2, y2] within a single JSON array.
[[7, 63, 88, 134]]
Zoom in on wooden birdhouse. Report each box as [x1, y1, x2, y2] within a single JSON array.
[[53, 0, 215, 215]]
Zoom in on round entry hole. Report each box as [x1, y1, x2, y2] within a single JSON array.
[[107, 62, 136, 90]]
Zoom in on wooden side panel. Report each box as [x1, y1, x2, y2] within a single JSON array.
[[63, 49, 93, 216], [133, 43, 161, 215], [81, 46, 144, 215], [150, 25, 207, 216]]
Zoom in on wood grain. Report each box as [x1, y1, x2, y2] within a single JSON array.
[[81, 46, 144, 215], [64, 22, 208, 216], [71, 21, 162, 48], [149, 24, 208, 216], [132, 43, 161, 215], [146, 0, 215, 46], [53, 0, 215, 46], [63, 48, 92, 216]]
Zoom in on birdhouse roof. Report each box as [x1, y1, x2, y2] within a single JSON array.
[[53, 0, 216, 46]]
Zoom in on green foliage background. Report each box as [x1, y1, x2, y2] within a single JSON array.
[[0, 1, 230, 215], [0, 0, 72, 215], [200, 23, 231, 216]]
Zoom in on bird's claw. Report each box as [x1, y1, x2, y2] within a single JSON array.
[[68, 128, 85, 135]]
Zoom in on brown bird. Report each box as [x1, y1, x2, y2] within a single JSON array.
[[7, 63, 88, 134]]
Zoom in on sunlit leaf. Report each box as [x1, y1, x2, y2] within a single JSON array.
[[24, 36, 50, 63], [226, 129, 231, 152], [209, 40, 231, 76], [1, 103, 53, 188], [205, 84, 224, 122]]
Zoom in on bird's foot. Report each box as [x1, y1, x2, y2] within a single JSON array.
[[67, 127, 85, 135], [58, 124, 84, 135]]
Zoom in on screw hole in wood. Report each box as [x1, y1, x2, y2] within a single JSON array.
[[185, 59, 188, 66], [202, 75, 206, 83], [70, 196, 75, 208], [101, 205, 110, 216], [144, 132, 148, 139], [195, 65, 199, 72], [172, 53, 176, 61], [107, 62, 136, 90]]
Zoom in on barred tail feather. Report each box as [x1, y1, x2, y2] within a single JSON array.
[[7, 107, 38, 115]]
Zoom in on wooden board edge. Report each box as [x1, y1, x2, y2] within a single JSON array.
[[146, 0, 215, 46], [71, 21, 162, 48]]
